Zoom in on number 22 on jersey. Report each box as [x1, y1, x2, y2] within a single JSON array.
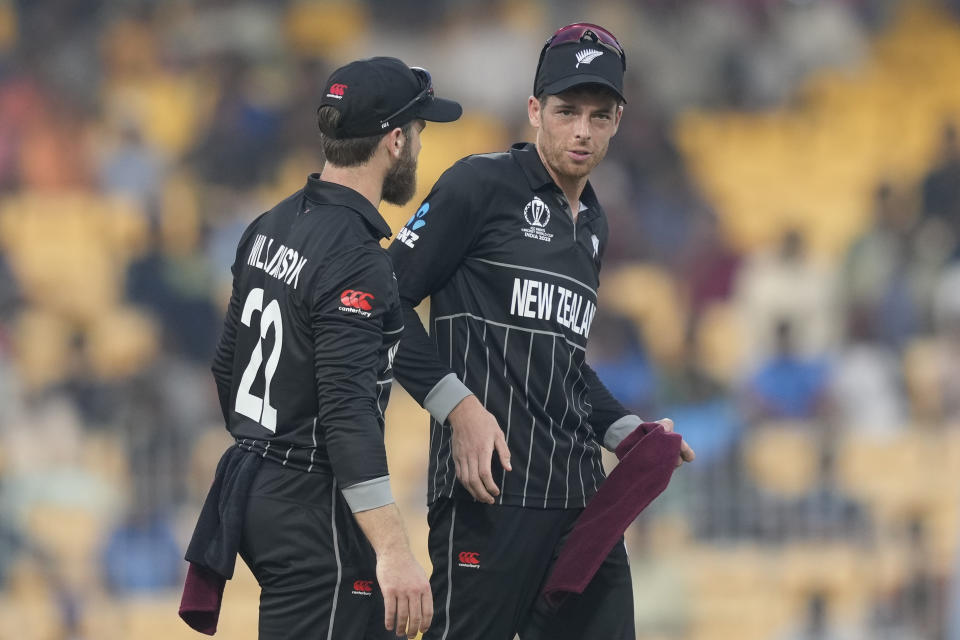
[[236, 288, 283, 432]]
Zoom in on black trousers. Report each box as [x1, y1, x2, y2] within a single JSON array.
[[239, 462, 393, 640], [424, 498, 635, 640]]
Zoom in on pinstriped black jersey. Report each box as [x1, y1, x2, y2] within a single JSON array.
[[211, 176, 402, 503], [388, 143, 640, 509]]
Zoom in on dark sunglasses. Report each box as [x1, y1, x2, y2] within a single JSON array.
[[535, 22, 627, 79], [380, 67, 433, 129]]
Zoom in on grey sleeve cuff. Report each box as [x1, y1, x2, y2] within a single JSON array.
[[342, 476, 395, 513], [603, 415, 644, 451], [423, 372, 474, 425]]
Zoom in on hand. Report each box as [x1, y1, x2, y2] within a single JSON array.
[[376, 549, 433, 639], [653, 418, 695, 468], [447, 395, 512, 504]]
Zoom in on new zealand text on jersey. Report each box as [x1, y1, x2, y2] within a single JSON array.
[[509, 277, 596, 338], [247, 234, 309, 289]]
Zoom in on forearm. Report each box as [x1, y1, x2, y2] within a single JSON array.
[[353, 503, 411, 556], [581, 363, 643, 450], [394, 301, 473, 424]]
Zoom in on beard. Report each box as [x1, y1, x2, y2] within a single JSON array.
[[381, 144, 418, 206], [543, 138, 605, 181]]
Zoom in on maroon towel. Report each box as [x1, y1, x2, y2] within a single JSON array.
[[179, 562, 226, 635], [541, 423, 682, 609]]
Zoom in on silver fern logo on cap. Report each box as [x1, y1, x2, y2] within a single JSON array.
[[575, 48, 604, 68]]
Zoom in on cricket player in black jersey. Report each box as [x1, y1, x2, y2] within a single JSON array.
[[206, 57, 461, 639], [388, 25, 696, 639]]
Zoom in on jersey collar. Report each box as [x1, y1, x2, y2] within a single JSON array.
[[303, 174, 393, 240], [509, 142, 602, 218]]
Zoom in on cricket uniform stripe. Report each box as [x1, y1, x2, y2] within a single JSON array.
[[440, 501, 457, 640], [521, 333, 535, 507], [541, 337, 559, 508], [326, 481, 342, 640], [469, 257, 597, 296]]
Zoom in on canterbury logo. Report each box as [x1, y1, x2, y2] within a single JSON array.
[[326, 83, 348, 99], [340, 290, 374, 311], [458, 551, 480, 565], [575, 49, 603, 68], [352, 580, 373, 593]]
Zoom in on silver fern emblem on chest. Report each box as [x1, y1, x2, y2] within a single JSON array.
[[575, 48, 604, 68]]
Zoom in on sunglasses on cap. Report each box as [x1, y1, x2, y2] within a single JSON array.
[[535, 23, 626, 80], [379, 67, 434, 129]]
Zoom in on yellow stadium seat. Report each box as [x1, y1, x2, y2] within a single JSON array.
[[26, 504, 104, 588], [0, 191, 147, 323], [599, 264, 687, 365], [676, 1, 960, 258], [12, 307, 74, 391], [743, 423, 820, 496], [83, 306, 159, 380], [284, 1, 370, 58], [679, 546, 789, 640]]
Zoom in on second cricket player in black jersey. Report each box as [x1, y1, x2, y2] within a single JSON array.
[[389, 142, 644, 509], [212, 175, 403, 509], [192, 56, 463, 640]]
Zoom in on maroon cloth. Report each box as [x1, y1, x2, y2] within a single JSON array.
[[179, 562, 226, 635], [541, 423, 682, 609]]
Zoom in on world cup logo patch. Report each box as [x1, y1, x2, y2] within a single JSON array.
[[523, 197, 551, 228], [521, 197, 554, 242]]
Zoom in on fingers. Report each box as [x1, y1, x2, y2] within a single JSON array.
[[394, 591, 409, 639], [494, 431, 512, 472], [654, 418, 693, 467], [404, 594, 420, 639], [478, 446, 501, 499], [384, 591, 397, 632], [465, 454, 496, 504], [420, 589, 434, 634], [675, 439, 696, 467]]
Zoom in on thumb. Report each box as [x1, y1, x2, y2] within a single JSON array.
[[494, 433, 512, 471]]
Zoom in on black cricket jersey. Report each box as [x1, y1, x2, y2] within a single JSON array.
[[388, 142, 643, 509], [211, 175, 402, 512]]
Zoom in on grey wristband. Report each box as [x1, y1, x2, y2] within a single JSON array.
[[603, 415, 644, 451], [342, 476, 395, 513], [423, 372, 474, 425]]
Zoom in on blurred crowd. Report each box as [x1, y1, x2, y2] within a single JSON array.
[[0, 1, 958, 639]]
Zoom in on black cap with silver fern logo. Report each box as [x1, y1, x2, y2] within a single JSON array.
[[533, 24, 626, 103]]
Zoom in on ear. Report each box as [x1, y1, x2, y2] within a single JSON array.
[[528, 95, 542, 128], [383, 127, 406, 160], [611, 104, 624, 136]]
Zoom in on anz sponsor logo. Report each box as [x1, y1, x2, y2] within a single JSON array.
[[521, 197, 553, 243], [509, 277, 596, 338], [397, 202, 429, 248]]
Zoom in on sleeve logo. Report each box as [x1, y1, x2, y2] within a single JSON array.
[[338, 289, 375, 317], [397, 202, 429, 249]]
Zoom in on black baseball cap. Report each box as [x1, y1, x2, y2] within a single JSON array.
[[534, 24, 626, 103], [318, 56, 462, 139]]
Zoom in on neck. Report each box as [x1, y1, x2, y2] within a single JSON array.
[[535, 144, 588, 215], [318, 162, 384, 209]]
